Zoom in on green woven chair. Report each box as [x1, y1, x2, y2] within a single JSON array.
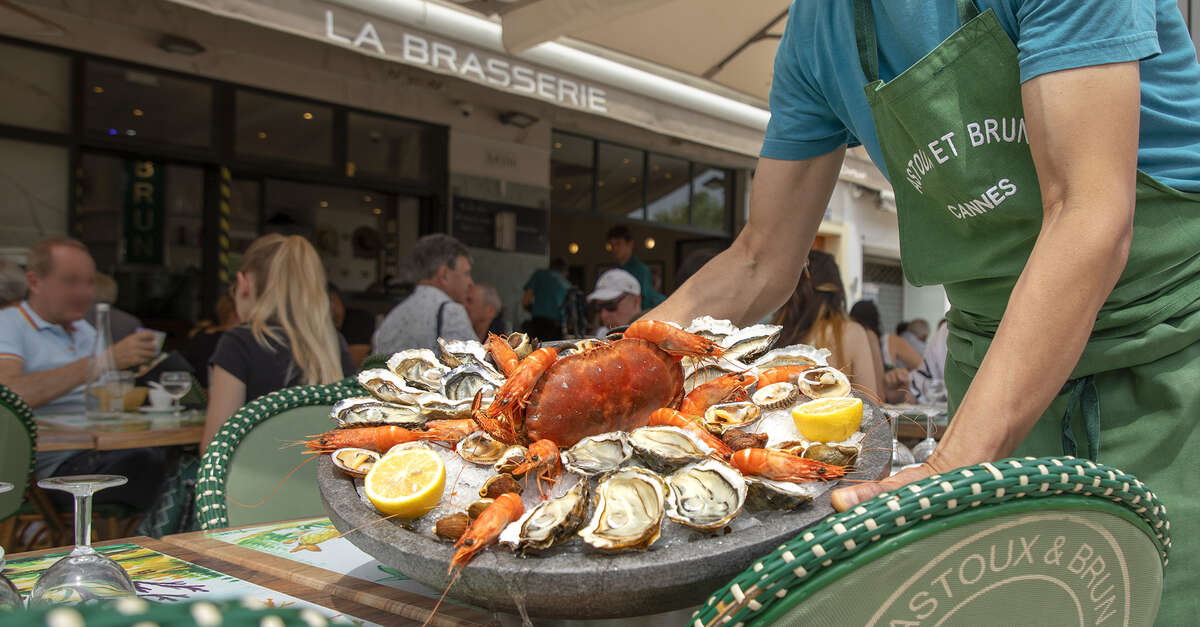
[[0, 385, 36, 523], [195, 384, 358, 529], [697, 456, 1170, 626]]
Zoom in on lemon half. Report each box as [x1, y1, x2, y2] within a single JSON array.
[[791, 397, 863, 442], [364, 448, 446, 519]]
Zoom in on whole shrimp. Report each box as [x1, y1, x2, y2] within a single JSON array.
[[756, 365, 815, 388], [485, 332, 520, 378], [623, 320, 724, 359], [305, 419, 475, 453], [475, 346, 558, 443], [450, 492, 525, 571], [729, 448, 846, 482], [679, 371, 757, 415], [648, 408, 733, 458], [511, 438, 561, 499]]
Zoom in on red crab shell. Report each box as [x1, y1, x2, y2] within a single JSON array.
[[522, 338, 684, 448]]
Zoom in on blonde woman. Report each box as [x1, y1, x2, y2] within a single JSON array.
[[203, 234, 353, 450]]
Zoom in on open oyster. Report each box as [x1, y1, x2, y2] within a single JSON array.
[[797, 366, 852, 399], [386, 349, 447, 391], [628, 426, 713, 473], [685, 316, 739, 342], [500, 481, 589, 553], [561, 432, 632, 477], [719, 324, 782, 363], [752, 345, 831, 370], [493, 446, 529, 475], [330, 448, 380, 478], [577, 467, 667, 551], [456, 431, 509, 465], [665, 459, 747, 531], [416, 392, 473, 420], [330, 397, 425, 428], [701, 402, 762, 435], [437, 338, 490, 370], [356, 369, 422, 404], [682, 357, 749, 394], [744, 476, 820, 511], [441, 363, 503, 402], [752, 382, 798, 410]]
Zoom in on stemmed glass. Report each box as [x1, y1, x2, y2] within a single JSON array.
[[0, 482, 22, 610], [889, 410, 916, 475], [159, 371, 192, 416], [911, 411, 938, 463], [28, 475, 136, 607]]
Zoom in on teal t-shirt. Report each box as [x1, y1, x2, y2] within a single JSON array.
[[763, 0, 1200, 192], [622, 256, 665, 309], [524, 269, 570, 321]]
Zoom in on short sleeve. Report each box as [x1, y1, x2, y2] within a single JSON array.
[[210, 328, 253, 384], [1014, 0, 1160, 82], [0, 313, 24, 362], [760, 7, 853, 161], [523, 272, 537, 291], [439, 302, 478, 342]]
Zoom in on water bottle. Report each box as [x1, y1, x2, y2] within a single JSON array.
[[85, 304, 118, 418]]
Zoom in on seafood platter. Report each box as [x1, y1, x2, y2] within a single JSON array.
[[315, 318, 890, 618]]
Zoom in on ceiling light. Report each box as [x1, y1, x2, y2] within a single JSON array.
[[157, 34, 205, 56], [568, 242, 580, 254], [629, 177, 638, 183], [363, 195, 373, 202], [622, 158, 630, 165], [564, 183, 572, 190], [644, 237, 656, 249], [554, 142, 562, 149], [373, 207, 382, 215], [499, 111, 539, 128], [303, 112, 314, 120], [605, 242, 613, 252], [257, 131, 267, 139], [125, 129, 136, 136], [598, 180, 605, 187], [319, 200, 329, 207], [132, 109, 144, 117], [664, 173, 672, 179], [92, 86, 104, 94]]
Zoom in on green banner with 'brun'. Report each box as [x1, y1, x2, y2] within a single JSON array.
[[123, 159, 165, 265]]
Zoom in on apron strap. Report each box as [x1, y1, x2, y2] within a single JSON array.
[[1060, 375, 1101, 461], [854, 0, 982, 83]]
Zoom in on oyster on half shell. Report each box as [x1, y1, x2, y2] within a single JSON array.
[[751, 345, 831, 370], [330, 397, 425, 428], [685, 316, 739, 342], [665, 459, 747, 531], [682, 356, 749, 394], [441, 363, 503, 402], [628, 426, 713, 473], [577, 467, 667, 551], [499, 481, 589, 552], [386, 349, 447, 391], [561, 432, 632, 476], [356, 369, 423, 404], [437, 338, 490, 370], [701, 402, 763, 434], [719, 324, 782, 363], [744, 475, 820, 511], [416, 393, 473, 420], [456, 431, 509, 465]]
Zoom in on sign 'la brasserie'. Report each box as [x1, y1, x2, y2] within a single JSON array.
[[324, 11, 608, 113]]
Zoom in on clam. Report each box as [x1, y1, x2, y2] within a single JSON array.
[[685, 316, 739, 342], [441, 363, 503, 402], [356, 369, 422, 404], [561, 432, 632, 477], [468, 499, 494, 520], [803, 443, 859, 467], [771, 440, 808, 456], [577, 467, 666, 551], [744, 476, 819, 511], [480, 474, 522, 499], [387, 349, 447, 391], [752, 382, 798, 409], [797, 366, 852, 399], [682, 357, 749, 394], [719, 324, 782, 363], [434, 513, 470, 542], [506, 332, 535, 359], [493, 446, 529, 475], [723, 429, 768, 452], [456, 431, 509, 465], [665, 459, 747, 531], [437, 338, 489, 370], [751, 345, 831, 370], [499, 481, 589, 553], [628, 426, 713, 473], [416, 392, 473, 420], [330, 448, 380, 478], [701, 402, 762, 435], [330, 397, 425, 428]]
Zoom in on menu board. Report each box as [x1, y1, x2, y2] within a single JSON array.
[[452, 197, 547, 255]]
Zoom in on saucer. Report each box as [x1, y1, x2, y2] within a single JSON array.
[[139, 407, 177, 414]]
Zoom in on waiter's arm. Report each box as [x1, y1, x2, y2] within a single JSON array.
[[646, 148, 845, 326], [834, 61, 1140, 509]]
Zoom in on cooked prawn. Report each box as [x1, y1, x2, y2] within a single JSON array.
[[623, 320, 724, 359], [305, 419, 475, 453], [729, 447, 846, 482], [648, 408, 733, 458], [450, 492, 524, 571], [756, 365, 815, 388], [679, 371, 757, 415], [512, 438, 561, 499], [475, 346, 558, 444], [485, 332, 520, 377]]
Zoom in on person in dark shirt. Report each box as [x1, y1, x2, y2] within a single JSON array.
[[327, 283, 375, 367], [606, 225, 664, 309], [180, 293, 239, 389], [203, 235, 354, 450], [521, 257, 570, 341]]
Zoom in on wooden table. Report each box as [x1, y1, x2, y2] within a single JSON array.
[[35, 412, 204, 451]]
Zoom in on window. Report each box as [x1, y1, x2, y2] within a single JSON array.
[[691, 166, 731, 232], [347, 112, 426, 181], [236, 90, 332, 166], [84, 61, 212, 148], [551, 132, 593, 212], [596, 143, 644, 219], [646, 154, 690, 225], [0, 139, 68, 247], [0, 42, 70, 133]]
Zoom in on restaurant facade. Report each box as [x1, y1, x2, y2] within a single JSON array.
[[0, 0, 953, 337]]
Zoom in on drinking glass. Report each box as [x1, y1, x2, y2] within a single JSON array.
[[911, 411, 938, 463], [889, 410, 916, 475], [28, 475, 136, 607], [0, 482, 21, 611], [101, 371, 135, 414], [159, 372, 192, 416]]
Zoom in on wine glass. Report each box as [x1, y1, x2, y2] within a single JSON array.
[[159, 372, 192, 416], [889, 410, 916, 475], [28, 475, 136, 607], [0, 482, 21, 611], [911, 411, 938, 463]]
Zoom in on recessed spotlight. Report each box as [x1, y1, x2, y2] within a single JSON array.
[[605, 242, 613, 252], [644, 237, 656, 249], [363, 195, 373, 202], [568, 242, 580, 254], [132, 109, 144, 117], [257, 131, 267, 139], [125, 129, 137, 136], [319, 200, 329, 207], [373, 207, 382, 215], [554, 142, 562, 149], [629, 177, 638, 183], [303, 112, 314, 120], [564, 183, 573, 190], [664, 173, 672, 179], [92, 86, 104, 94], [622, 158, 630, 165]]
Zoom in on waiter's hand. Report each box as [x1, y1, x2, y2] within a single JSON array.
[[831, 452, 961, 511]]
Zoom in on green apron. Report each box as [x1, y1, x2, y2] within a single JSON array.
[[854, 1, 1200, 622]]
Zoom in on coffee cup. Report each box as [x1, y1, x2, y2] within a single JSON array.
[[147, 387, 173, 410]]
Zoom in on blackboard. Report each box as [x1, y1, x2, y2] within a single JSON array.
[[452, 197, 547, 255]]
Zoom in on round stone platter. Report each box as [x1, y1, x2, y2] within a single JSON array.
[[319, 398, 891, 620]]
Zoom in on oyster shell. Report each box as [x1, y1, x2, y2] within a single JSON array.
[[499, 481, 589, 552], [506, 332, 534, 359], [561, 432, 632, 477], [356, 369, 423, 404], [719, 324, 782, 363], [437, 338, 490, 370], [330, 397, 425, 428], [665, 459, 746, 531], [493, 446, 529, 475], [468, 499, 493, 520], [803, 443, 859, 467], [684, 316, 739, 342], [771, 440, 808, 456], [416, 392, 473, 420], [577, 467, 666, 551], [386, 349, 447, 391], [456, 431, 509, 465], [752, 382, 798, 409], [744, 476, 819, 511], [386, 441, 433, 456], [330, 448, 380, 478], [628, 426, 713, 473], [701, 402, 763, 434], [723, 428, 768, 452], [480, 473, 522, 499], [441, 363, 503, 402], [751, 345, 831, 370], [797, 366, 852, 399], [682, 357, 749, 394]]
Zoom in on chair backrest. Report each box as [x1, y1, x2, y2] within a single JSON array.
[[698, 456, 1170, 627], [0, 385, 35, 521], [195, 383, 357, 529]]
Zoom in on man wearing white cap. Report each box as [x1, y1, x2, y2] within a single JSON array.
[[587, 268, 641, 338]]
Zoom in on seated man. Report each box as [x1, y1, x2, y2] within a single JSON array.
[[587, 268, 642, 339], [0, 237, 164, 510], [465, 283, 506, 341]]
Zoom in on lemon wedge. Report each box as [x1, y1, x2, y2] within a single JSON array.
[[364, 448, 446, 519], [791, 397, 863, 442]]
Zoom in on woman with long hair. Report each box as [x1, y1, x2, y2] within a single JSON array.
[[202, 234, 354, 450], [771, 250, 881, 399], [849, 300, 923, 402]]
